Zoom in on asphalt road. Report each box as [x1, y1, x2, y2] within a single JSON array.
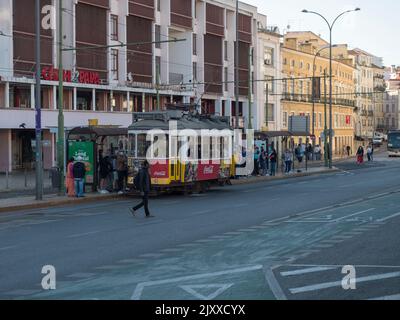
[[0, 153, 399, 300]]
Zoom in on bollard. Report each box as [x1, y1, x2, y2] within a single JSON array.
[[6, 169, 9, 190], [24, 168, 28, 188]]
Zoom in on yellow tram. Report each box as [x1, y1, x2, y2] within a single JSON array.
[[127, 107, 236, 194]]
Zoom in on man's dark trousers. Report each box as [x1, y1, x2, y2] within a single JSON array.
[[133, 192, 150, 216]]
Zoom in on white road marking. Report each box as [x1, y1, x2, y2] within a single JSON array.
[[160, 248, 183, 253], [281, 266, 337, 277], [264, 266, 287, 300], [0, 245, 18, 251], [67, 230, 101, 238], [67, 273, 96, 279], [209, 236, 232, 240], [195, 239, 215, 243], [334, 208, 376, 222], [238, 228, 257, 232], [224, 232, 244, 236], [139, 253, 165, 258], [369, 294, 400, 300], [290, 271, 400, 295], [118, 258, 146, 264], [131, 265, 263, 300], [180, 284, 234, 300], [191, 210, 214, 215], [289, 264, 400, 269], [377, 212, 400, 222]]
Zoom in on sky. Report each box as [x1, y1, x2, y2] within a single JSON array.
[[245, 0, 398, 67]]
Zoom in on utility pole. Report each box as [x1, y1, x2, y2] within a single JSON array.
[[58, 0, 65, 195], [156, 61, 160, 110], [248, 46, 252, 129], [235, 0, 239, 129], [35, 0, 43, 200], [266, 82, 269, 130], [324, 70, 328, 167]]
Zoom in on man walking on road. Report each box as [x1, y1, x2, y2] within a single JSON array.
[[130, 161, 154, 218]]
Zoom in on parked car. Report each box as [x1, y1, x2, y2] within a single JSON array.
[[373, 137, 383, 146]]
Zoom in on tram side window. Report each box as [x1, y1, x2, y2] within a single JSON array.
[[137, 134, 151, 158], [129, 134, 136, 157], [152, 135, 169, 159]]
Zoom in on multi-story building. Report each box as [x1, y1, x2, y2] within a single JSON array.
[[0, 0, 264, 172], [384, 90, 399, 131], [383, 66, 400, 132], [348, 48, 376, 140], [281, 32, 356, 155], [255, 16, 282, 131], [372, 61, 386, 133]]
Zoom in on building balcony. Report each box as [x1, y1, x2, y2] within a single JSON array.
[[374, 85, 386, 92], [282, 94, 355, 108]]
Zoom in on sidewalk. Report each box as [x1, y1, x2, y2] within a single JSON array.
[[231, 165, 339, 186], [0, 170, 52, 193], [0, 165, 339, 213]]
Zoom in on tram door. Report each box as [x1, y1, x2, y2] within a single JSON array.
[[170, 135, 181, 183]]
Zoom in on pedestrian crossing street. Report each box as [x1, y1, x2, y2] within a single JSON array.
[[272, 265, 400, 300]]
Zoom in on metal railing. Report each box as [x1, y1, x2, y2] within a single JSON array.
[[282, 94, 355, 107]]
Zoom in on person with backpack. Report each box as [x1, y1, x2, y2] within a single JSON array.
[[284, 149, 293, 174], [117, 150, 128, 194], [356, 146, 364, 165], [259, 146, 266, 176], [73, 156, 86, 198], [269, 148, 277, 176], [367, 145, 374, 162], [98, 150, 112, 194], [130, 161, 154, 218]]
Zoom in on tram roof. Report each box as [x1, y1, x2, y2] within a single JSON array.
[[128, 111, 232, 131], [68, 126, 128, 140]]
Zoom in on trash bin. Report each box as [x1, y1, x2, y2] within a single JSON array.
[[50, 167, 61, 189]]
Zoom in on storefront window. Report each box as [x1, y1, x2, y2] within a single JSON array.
[[10, 85, 31, 108]]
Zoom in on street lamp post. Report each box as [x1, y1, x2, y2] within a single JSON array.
[[312, 45, 337, 167], [302, 8, 360, 168], [235, 0, 240, 129]]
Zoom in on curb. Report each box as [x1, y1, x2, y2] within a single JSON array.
[[0, 194, 123, 214], [231, 168, 340, 186], [0, 168, 340, 213]]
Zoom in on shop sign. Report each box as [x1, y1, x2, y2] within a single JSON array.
[[41, 67, 101, 85]]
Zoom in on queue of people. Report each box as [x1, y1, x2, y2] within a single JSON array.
[[98, 149, 129, 195], [65, 156, 87, 198], [253, 146, 278, 177]]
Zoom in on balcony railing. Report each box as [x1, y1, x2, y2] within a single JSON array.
[[282, 94, 355, 108]]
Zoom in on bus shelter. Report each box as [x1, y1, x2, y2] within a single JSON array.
[[67, 127, 128, 190]]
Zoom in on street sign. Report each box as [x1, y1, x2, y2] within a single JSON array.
[[289, 116, 310, 133]]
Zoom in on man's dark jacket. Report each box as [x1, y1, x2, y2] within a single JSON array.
[[73, 162, 86, 179], [138, 167, 151, 193]]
